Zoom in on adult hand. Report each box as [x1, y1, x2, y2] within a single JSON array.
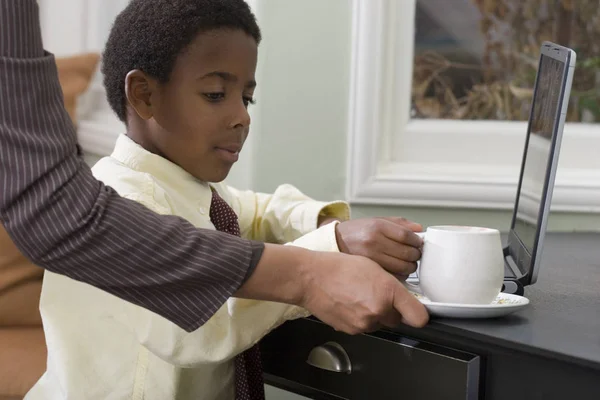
[[237, 243, 429, 334], [299, 250, 429, 334], [334, 217, 424, 278]]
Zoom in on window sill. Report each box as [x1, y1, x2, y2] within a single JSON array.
[[347, 160, 600, 212]]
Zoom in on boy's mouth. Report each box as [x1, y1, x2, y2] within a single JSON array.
[[215, 145, 241, 163]]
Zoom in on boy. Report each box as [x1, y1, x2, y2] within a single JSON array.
[[27, 1, 425, 399]]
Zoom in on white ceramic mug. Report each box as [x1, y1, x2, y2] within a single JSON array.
[[406, 225, 505, 304]]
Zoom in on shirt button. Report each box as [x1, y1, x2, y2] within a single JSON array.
[[199, 207, 207, 215]]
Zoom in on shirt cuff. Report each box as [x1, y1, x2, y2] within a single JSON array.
[[302, 200, 350, 232], [287, 220, 341, 252], [244, 240, 265, 282]]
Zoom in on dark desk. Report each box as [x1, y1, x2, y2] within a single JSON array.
[[261, 233, 600, 399]]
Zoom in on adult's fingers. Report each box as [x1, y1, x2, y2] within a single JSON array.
[[392, 282, 429, 328]]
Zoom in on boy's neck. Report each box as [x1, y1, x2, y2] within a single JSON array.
[[125, 119, 165, 159]]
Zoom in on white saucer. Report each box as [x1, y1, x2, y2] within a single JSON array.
[[410, 292, 530, 319]]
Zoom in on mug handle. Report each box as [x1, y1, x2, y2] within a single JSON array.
[[402, 280, 422, 294], [402, 231, 426, 295]]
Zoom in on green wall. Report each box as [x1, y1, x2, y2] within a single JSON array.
[[248, 0, 600, 233]]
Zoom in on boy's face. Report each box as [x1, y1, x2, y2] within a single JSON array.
[[129, 29, 258, 182]]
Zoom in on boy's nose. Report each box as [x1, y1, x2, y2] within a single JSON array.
[[231, 102, 251, 129]]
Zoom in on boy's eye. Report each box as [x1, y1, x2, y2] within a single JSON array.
[[203, 92, 225, 101], [243, 96, 256, 107]]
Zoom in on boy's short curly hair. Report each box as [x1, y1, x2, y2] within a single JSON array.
[[102, 0, 262, 122]]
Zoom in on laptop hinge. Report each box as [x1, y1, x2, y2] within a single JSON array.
[[503, 250, 520, 277], [502, 249, 525, 295]]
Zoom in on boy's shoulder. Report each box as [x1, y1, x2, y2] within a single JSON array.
[[92, 156, 150, 193], [91, 156, 172, 214]]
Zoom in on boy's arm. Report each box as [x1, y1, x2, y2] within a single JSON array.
[[226, 184, 350, 243], [0, 0, 263, 332], [74, 177, 338, 365], [121, 225, 342, 367]]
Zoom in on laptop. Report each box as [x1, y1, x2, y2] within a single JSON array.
[[502, 42, 576, 295], [406, 42, 575, 295]]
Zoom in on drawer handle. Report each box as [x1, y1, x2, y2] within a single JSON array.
[[306, 341, 352, 374]]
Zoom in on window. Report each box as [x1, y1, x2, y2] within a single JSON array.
[[412, 0, 600, 124], [346, 0, 600, 211]]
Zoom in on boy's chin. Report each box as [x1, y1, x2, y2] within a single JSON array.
[[194, 167, 232, 183]]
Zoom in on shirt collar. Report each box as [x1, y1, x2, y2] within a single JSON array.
[[110, 134, 212, 201]]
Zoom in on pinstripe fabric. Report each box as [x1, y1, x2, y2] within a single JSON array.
[[0, 0, 264, 332]]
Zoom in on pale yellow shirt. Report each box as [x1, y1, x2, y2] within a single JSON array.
[[27, 135, 349, 400]]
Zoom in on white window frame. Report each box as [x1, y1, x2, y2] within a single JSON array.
[[346, 0, 600, 212]]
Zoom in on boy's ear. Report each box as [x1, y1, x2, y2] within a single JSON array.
[[125, 70, 156, 120]]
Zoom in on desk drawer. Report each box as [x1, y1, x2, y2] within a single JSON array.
[[262, 318, 480, 400]]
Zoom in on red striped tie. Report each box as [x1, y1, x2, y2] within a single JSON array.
[[210, 189, 265, 400]]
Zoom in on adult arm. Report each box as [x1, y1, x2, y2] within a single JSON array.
[[0, 0, 428, 334], [0, 0, 262, 332]]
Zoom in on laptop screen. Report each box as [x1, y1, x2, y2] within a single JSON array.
[[512, 55, 565, 255]]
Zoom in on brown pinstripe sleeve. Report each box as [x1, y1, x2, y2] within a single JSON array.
[[0, 0, 264, 332]]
